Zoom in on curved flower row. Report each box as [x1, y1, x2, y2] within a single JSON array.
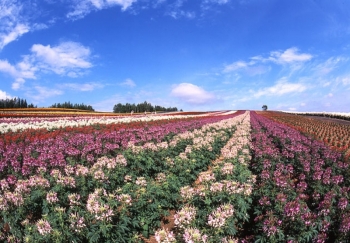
[[154, 112, 254, 243], [250, 111, 350, 242]]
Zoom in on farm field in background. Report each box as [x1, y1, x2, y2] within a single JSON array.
[[0, 110, 349, 242], [259, 111, 350, 160]]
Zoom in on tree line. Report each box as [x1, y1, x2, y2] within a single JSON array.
[[113, 101, 179, 113], [0, 97, 36, 108], [50, 102, 95, 111]]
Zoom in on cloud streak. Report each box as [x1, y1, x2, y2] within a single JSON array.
[[120, 78, 136, 87], [224, 47, 313, 73], [67, 0, 138, 19], [253, 78, 307, 98], [62, 82, 104, 91], [0, 1, 30, 50]]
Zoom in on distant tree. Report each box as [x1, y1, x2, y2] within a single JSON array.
[[0, 97, 35, 108], [112, 101, 179, 113], [50, 102, 94, 111], [262, 105, 268, 111]]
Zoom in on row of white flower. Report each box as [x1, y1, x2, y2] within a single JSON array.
[[0, 112, 236, 134], [155, 112, 253, 243]]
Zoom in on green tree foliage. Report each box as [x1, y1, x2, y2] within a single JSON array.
[[0, 97, 36, 108], [50, 102, 95, 111], [113, 101, 179, 113]]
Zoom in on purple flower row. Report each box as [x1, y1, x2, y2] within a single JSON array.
[[250, 111, 350, 242]]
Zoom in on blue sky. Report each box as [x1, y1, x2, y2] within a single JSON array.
[[0, 0, 350, 112]]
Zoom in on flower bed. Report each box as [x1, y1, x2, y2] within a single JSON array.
[[282, 111, 350, 121], [0, 111, 243, 177], [0, 112, 235, 134], [0, 112, 246, 242], [258, 111, 350, 160], [2, 110, 350, 242], [154, 112, 255, 242], [250, 111, 350, 242]]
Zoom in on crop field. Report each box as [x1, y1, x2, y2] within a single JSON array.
[[0, 110, 349, 242]]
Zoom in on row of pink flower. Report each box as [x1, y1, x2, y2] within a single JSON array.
[[154, 111, 254, 243], [250, 111, 350, 242], [0, 112, 243, 176]]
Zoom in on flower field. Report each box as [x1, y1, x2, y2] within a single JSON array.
[[282, 111, 350, 121], [258, 111, 350, 160], [0, 110, 349, 242]]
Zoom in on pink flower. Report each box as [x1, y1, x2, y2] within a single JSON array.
[[68, 193, 81, 206], [183, 228, 208, 243], [180, 186, 196, 200], [36, 219, 52, 235], [154, 228, 176, 243], [135, 177, 147, 187], [46, 191, 59, 204], [117, 194, 132, 206], [174, 205, 197, 228], [207, 204, 234, 228], [338, 197, 348, 210], [69, 213, 86, 233]]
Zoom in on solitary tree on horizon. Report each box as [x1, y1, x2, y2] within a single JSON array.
[[262, 105, 268, 111]]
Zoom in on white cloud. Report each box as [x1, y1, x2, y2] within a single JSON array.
[[341, 77, 350, 86], [0, 41, 93, 89], [67, 0, 137, 19], [0, 89, 12, 99], [0, 23, 29, 50], [0, 1, 32, 51], [120, 78, 136, 87], [0, 58, 36, 90], [223, 61, 249, 73], [203, 0, 229, 4], [31, 42, 92, 75], [333, 76, 350, 87], [254, 78, 307, 98], [251, 47, 313, 65], [168, 10, 196, 19], [223, 48, 311, 74], [313, 57, 347, 75], [223, 60, 270, 76], [12, 78, 25, 90], [63, 82, 104, 91], [170, 83, 215, 104], [0, 59, 18, 77], [268, 48, 313, 64], [29, 86, 63, 101]]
